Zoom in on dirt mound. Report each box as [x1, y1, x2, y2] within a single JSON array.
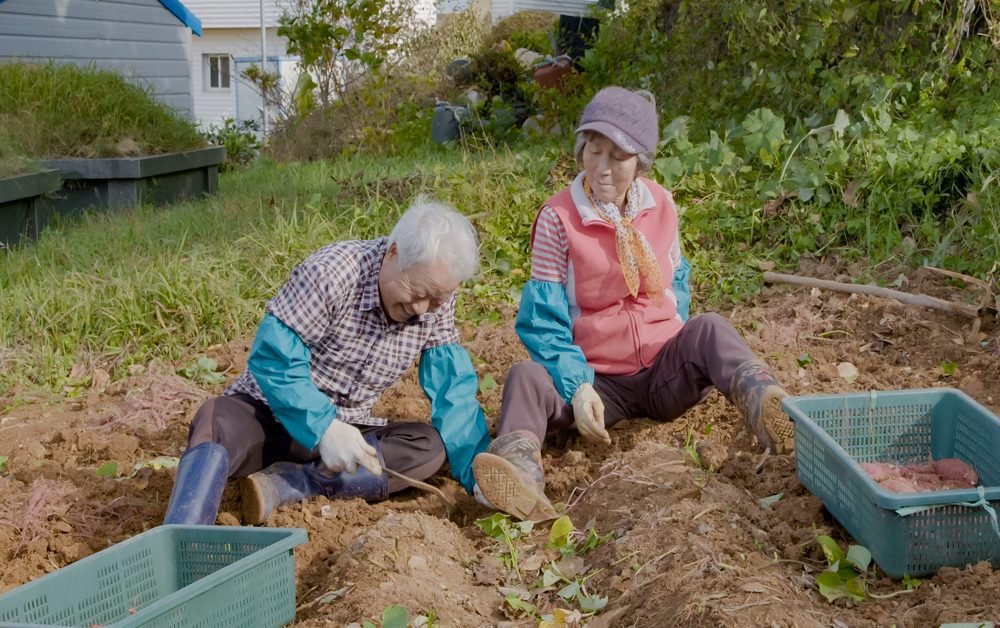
[[1, 275, 998, 625]]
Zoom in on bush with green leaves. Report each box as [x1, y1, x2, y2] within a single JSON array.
[[203, 118, 261, 171], [491, 10, 558, 54], [572, 0, 1000, 294]]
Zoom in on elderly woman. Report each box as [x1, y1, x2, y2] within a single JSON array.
[[472, 87, 795, 520]]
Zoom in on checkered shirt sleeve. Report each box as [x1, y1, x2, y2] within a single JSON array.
[[226, 237, 463, 427]]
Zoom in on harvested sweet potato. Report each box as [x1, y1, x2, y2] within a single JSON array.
[[881, 477, 919, 493], [859, 462, 897, 481], [931, 458, 979, 487], [859, 457, 979, 492]]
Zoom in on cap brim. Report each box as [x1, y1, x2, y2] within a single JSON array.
[[575, 121, 646, 154]]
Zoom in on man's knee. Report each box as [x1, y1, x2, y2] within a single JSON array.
[[380, 423, 446, 475], [188, 395, 258, 450]]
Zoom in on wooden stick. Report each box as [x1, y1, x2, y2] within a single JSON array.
[[762, 272, 982, 318], [922, 264, 993, 311], [383, 467, 456, 509]]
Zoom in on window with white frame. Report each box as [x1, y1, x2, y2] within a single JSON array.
[[204, 54, 231, 90]]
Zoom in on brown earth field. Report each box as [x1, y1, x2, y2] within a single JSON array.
[[1, 265, 998, 627]]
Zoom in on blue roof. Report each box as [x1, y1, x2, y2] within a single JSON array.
[[0, 0, 202, 36], [158, 0, 202, 36]]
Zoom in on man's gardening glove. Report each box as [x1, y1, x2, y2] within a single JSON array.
[[319, 419, 382, 476], [571, 383, 611, 444]]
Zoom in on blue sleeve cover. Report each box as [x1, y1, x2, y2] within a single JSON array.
[[515, 280, 594, 404], [247, 313, 337, 450], [673, 255, 691, 322], [418, 344, 491, 493]]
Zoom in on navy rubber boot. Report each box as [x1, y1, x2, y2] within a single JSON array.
[[163, 442, 230, 525], [241, 432, 388, 525]]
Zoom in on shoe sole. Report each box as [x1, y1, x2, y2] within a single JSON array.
[[763, 390, 796, 455], [240, 476, 269, 525], [473, 453, 556, 521]]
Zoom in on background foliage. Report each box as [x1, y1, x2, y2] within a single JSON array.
[[2, 0, 999, 397]]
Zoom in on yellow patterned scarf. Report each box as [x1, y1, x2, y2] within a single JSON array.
[[584, 177, 666, 307]]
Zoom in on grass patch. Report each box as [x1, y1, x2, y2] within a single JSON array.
[[0, 61, 205, 161], [0, 128, 41, 178], [0, 145, 556, 395]]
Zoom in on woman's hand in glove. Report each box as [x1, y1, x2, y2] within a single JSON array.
[[571, 383, 611, 444]]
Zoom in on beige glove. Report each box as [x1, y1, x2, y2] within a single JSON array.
[[319, 419, 382, 476], [571, 383, 611, 444]]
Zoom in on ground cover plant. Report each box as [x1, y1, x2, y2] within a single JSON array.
[[1, 0, 999, 625]]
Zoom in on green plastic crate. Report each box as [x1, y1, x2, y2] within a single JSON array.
[[783, 387, 1000, 578], [0, 525, 308, 627]]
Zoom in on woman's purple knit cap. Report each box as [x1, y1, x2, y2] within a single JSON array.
[[575, 86, 659, 154]]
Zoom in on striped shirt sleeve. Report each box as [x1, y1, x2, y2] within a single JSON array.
[[669, 226, 682, 269], [530, 206, 569, 283]]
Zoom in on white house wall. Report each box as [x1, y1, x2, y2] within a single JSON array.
[[189, 27, 292, 129], [0, 0, 194, 114], [496, 0, 598, 20], [180, 0, 293, 29]]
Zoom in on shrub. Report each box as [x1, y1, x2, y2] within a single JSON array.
[[203, 118, 261, 170], [491, 10, 558, 53]]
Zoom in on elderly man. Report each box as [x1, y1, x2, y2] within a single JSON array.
[[163, 197, 491, 525]]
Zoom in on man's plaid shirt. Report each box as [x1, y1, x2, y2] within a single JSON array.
[[226, 237, 460, 426]]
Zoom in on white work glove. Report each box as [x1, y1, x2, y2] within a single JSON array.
[[571, 383, 611, 444], [319, 419, 382, 476]]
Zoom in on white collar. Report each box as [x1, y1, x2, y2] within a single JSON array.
[[569, 172, 656, 225]]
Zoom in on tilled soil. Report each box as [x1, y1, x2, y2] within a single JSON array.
[[1, 268, 998, 627]]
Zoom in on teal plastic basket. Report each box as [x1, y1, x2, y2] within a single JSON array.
[[782, 388, 1000, 578], [0, 525, 308, 627]]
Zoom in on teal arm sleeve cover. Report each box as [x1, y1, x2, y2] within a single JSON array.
[[673, 255, 691, 322], [247, 313, 337, 450], [515, 279, 594, 404], [418, 344, 491, 493]]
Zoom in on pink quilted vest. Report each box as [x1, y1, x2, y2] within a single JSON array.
[[539, 177, 684, 375]]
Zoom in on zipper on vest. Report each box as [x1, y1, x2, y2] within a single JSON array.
[[623, 299, 643, 372]]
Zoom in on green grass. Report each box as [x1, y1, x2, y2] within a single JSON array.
[[0, 61, 205, 164], [0, 146, 556, 395], [0, 129, 41, 178]]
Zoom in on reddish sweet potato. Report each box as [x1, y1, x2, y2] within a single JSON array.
[[860, 462, 898, 482], [899, 462, 935, 479], [932, 458, 979, 487], [881, 477, 920, 493]]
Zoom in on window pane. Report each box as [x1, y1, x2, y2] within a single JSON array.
[[209, 56, 219, 88], [220, 57, 230, 89]]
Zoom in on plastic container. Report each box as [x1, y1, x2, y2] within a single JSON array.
[[533, 56, 573, 89], [0, 525, 308, 627], [783, 388, 1000, 578], [431, 102, 470, 144]]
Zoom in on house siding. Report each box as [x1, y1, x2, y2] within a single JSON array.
[[0, 0, 195, 115], [180, 0, 291, 29], [189, 27, 293, 129], [496, 0, 598, 20]]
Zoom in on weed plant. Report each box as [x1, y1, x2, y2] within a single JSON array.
[[0, 61, 205, 159]]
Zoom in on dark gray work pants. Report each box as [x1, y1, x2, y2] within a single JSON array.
[[187, 393, 446, 494], [497, 313, 757, 442]]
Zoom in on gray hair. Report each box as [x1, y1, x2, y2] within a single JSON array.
[[389, 195, 480, 282], [574, 130, 655, 175]]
